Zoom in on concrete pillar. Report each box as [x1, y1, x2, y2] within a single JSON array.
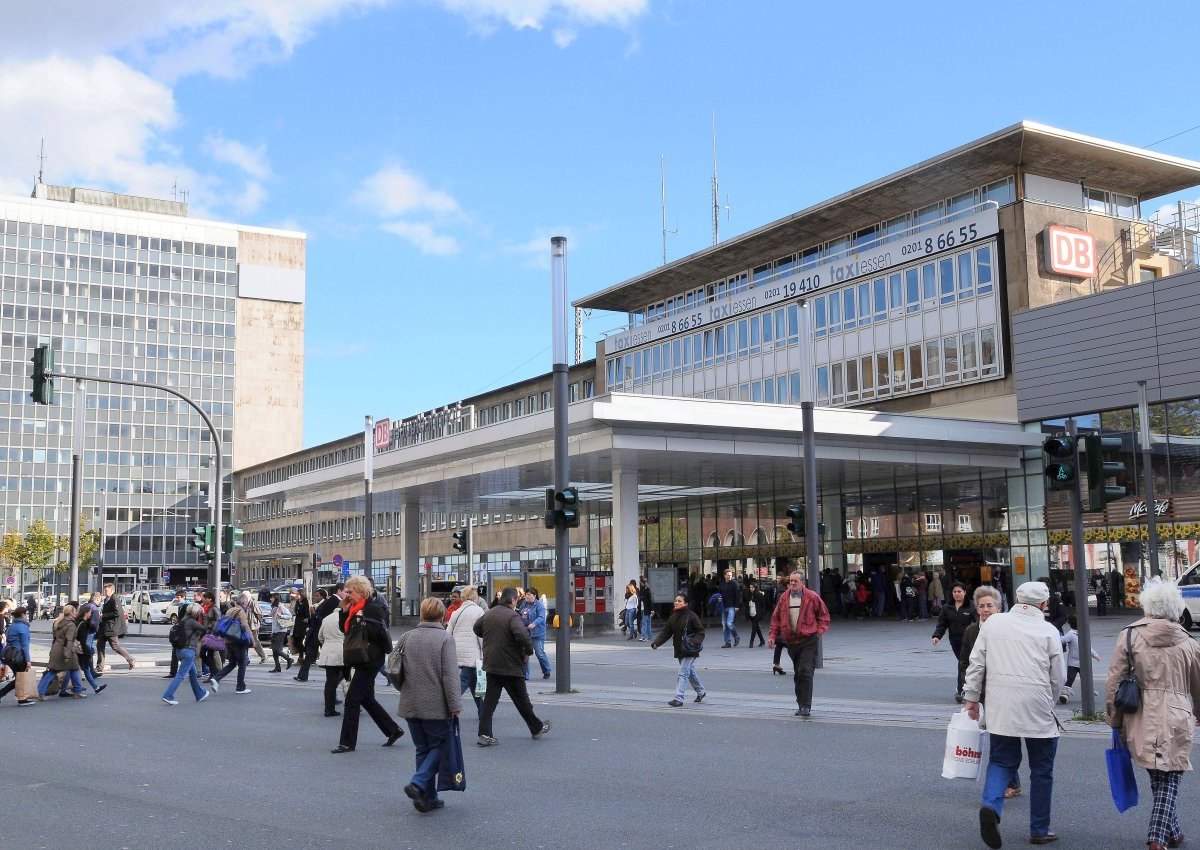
[[611, 463, 640, 627], [401, 502, 421, 618]]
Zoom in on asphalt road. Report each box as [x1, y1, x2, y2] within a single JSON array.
[[0, 610, 1174, 849]]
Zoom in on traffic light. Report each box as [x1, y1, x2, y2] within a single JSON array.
[[544, 486, 582, 529], [191, 524, 213, 553], [786, 502, 805, 536], [452, 530, 468, 554], [1085, 434, 1127, 512], [1043, 435, 1077, 492], [29, 345, 55, 405], [223, 525, 244, 552]]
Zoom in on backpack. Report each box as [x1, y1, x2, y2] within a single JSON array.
[[168, 620, 188, 649], [214, 613, 251, 646]]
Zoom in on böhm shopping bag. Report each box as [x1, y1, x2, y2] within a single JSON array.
[[942, 708, 983, 780]]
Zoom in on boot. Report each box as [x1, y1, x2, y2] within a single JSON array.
[[271, 666, 282, 673]]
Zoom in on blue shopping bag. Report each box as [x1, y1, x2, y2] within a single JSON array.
[[436, 716, 466, 793], [1106, 728, 1138, 813]]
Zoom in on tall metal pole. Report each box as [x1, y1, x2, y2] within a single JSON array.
[[798, 299, 822, 668], [211, 449, 222, 604], [68, 378, 84, 597], [551, 236, 571, 694], [364, 415, 374, 585], [1066, 419, 1096, 716], [1138, 381, 1161, 579]]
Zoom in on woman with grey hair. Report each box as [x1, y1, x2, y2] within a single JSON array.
[[1105, 578, 1200, 850]]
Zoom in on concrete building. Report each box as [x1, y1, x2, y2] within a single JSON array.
[[233, 121, 1200, 619], [0, 183, 305, 592]]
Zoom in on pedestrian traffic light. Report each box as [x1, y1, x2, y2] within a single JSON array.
[[29, 345, 55, 405], [191, 524, 213, 553], [1084, 434, 1127, 512], [786, 502, 805, 536], [1043, 435, 1077, 492], [555, 487, 581, 528], [452, 530, 468, 554], [223, 525, 244, 552]]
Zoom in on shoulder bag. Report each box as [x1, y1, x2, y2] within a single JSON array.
[[1112, 627, 1141, 713]]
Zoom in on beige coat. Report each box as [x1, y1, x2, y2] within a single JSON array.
[[47, 617, 80, 672], [1106, 617, 1200, 772], [316, 610, 344, 667]]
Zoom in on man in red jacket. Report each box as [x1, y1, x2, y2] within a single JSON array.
[[768, 572, 830, 717]]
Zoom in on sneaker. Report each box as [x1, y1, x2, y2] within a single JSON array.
[[721, 643, 732, 648], [1058, 693, 1068, 704], [542, 672, 551, 679], [95, 684, 107, 694], [667, 699, 684, 707], [476, 734, 498, 747], [733, 635, 740, 647], [533, 720, 552, 739], [198, 690, 211, 703], [209, 679, 220, 693], [235, 688, 251, 694], [16, 699, 35, 706], [162, 697, 179, 706], [694, 691, 706, 703]]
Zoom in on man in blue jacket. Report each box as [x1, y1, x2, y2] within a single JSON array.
[[519, 588, 551, 680], [719, 568, 741, 648]]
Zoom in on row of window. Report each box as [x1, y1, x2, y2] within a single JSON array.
[[3, 312, 234, 339], [816, 327, 1000, 404], [842, 513, 976, 536], [0, 337, 235, 362], [1, 280, 235, 311], [1, 219, 238, 262], [475, 382, 596, 427], [814, 244, 994, 338], [2, 250, 237, 283], [2, 275, 233, 300], [244, 510, 545, 551], [244, 443, 365, 491], [637, 178, 1014, 322]]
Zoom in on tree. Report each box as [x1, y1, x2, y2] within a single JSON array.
[[0, 532, 21, 586], [16, 519, 57, 588]]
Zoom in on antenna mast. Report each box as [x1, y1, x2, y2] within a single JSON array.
[[711, 110, 719, 246], [660, 155, 678, 265], [36, 139, 46, 185]]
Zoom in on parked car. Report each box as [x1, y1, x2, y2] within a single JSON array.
[[130, 589, 180, 624], [1179, 561, 1200, 630], [120, 593, 134, 620], [257, 600, 294, 636]]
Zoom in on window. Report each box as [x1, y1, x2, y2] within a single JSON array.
[[981, 327, 998, 376], [961, 331, 979, 380], [957, 514, 973, 532], [873, 277, 887, 322], [906, 268, 920, 313], [976, 245, 993, 295], [845, 358, 859, 402], [939, 257, 955, 304], [876, 352, 891, 396], [870, 517, 880, 537], [908, 343, 923, 390], [842, 286, 856, 330], [1139, 266, 1160, 282], [814, 296, 827, 338], [860, 355, 875, 399], [943, 335, 959, 382], [957, 250, 975, 299], [925, 513, 943, 532]]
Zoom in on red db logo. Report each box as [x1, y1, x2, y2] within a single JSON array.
[[1045, 226, 1095, 279]]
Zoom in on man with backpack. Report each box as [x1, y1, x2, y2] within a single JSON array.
[[163, 590, 188, 678]]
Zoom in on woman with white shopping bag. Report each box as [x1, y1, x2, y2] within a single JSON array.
[[447, 585, 486, 712], [954, 586, 1021, 797], [1104, 579, 1200, 850]]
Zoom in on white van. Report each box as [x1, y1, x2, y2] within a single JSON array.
[[130, 589, 181, 624], [1177, 562, 1200, 630]]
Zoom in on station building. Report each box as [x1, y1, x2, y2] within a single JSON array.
[[1, 184, 305, 591], [233, 121, 1200, 617]]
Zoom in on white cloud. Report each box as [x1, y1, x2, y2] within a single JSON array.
[[203, 134, 272, 180], [381, 220, 461, 255], [353, 163, 463, 218], [435, 0, 647, 36]]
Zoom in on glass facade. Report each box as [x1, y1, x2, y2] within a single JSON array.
[[0, 210, 238, 589]]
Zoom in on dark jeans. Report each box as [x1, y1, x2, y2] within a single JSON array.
[[478, 672, 543, 737], [747, 616, 765, 647], [339, 665, 400, 747], [405, 717, 453, 801], [950, 637, 965, 695], [458, 666, 482, 710], [324, 665, 348, 714], [213, 643, 248, 690], [785, 636, 819, 710]]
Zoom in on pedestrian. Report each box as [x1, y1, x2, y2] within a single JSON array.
[[291, 586, 311, 669], [650, 594, 706, 706], [79, 592, 102, 655], [163, 589, 187, 679], [638, 577, 654, 642], [899, 571, 916, 621], [243, 592, 265, 663], [870, 567, 887, 618], [1093, 576, 1108, 617], [1105, 578, 1200, 850], [914, 571, 930, 620], [0, 607, 35, 705], [768, 571, 831, 717], [317, 594, 350, 716], [959, 585, 1021, 801], [95, 583, 135, 672], [447, 585, 485, 713], [332, 576, 404, 753], [1109, 568, 1124, 610], [963, 581, 1065, 849], [197, 591, 224, 679], [210, 592, 254, 695], [932, 582, 977, 703], [518, 588, 551, 680], [298, 584, 342, 682], [264, 593, 293, 672], [623, 580, 639, 640], [473, 586, 550, 747], [745, 580, 766, 647], [1057, 615, 1100, 704], [443, 589, 463, 625], [37, 603, 84, 700], [929, 570, 945, 615], [258, 582, 270, 603], [74, 605, 106, 696], [161, 604, 211, 705], [719, 567, 741, 648], [395, 596, 464, 813]]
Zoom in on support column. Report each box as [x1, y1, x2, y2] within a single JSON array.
[[611, 463, 639, 628], [401, 502, 421, 618]]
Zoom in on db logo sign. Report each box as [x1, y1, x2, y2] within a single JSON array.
[[373, 418, 391, 450], [1044, 225, 1096, 278]]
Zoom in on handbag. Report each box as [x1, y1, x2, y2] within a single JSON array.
[[941, 707, 984, 780], [1106, 728, 1139, 812], [201, 633, 226, 651], [435, 716, 467, 793], [1, 642, 28, 672], [474, 660, 487, 697], [343, 623, 374, 667], [1113, 628, 1141, 713]]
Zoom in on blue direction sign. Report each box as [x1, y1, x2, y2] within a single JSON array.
[[162, 570, 171, 583]]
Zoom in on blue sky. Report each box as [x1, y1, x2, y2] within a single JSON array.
[[4, 1, 1200, 449]]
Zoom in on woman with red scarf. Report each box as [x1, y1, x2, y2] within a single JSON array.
[[331, 576, 404, 754]]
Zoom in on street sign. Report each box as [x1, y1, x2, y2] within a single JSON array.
[[138, 567, 148, 581], [340, 562, 350, 579], [5, 576, 12, 585], [332, 554, 343, 567], [162, 570, 171, 583]]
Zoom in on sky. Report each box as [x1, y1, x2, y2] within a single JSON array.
[[4, 0, 1200, 450]]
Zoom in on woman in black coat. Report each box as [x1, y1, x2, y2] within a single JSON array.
[[332, 576, 403, 753], [291, 588, 310, 664], [930, 582, 976, 701]]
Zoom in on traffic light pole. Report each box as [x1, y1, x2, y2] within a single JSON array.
[[798, 299, 822, 668], [364, 415, 374, 586], [41, 366, 224, 603], [551, 236, 571, 695], [1066, 419, 1097, 716], [1138, 381, 1161, 579], [68, 379, 84, 598]]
